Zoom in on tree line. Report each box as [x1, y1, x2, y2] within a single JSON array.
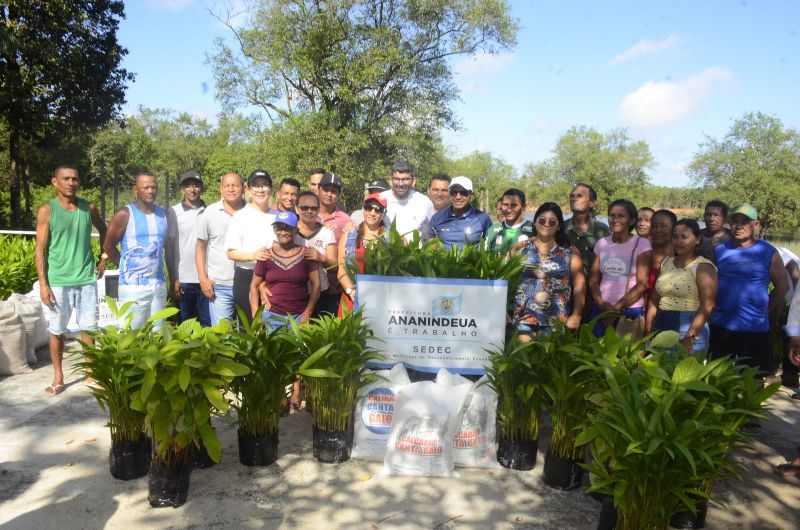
[[2, 1, 798, 235]]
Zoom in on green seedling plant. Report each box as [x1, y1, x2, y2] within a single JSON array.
[[0, 235, 38, 299], [75, 297, 151, 442], [228, 308, 302, 437], [130, 316, 250, 466], [284, 309, 384, 432], [484, 337, 545, 443]]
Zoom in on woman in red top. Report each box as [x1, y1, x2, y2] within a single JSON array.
[[249, 211, 320, 328], [337, 193, 387, 315]]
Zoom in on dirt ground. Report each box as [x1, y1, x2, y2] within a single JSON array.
[[1, 346, 798, 530]]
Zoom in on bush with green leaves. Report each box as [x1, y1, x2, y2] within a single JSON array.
[[484, 337, 545, 443], [577, 347, 778, 530], [0, 235, 37, 299], [130, 315, 250, 466], [75, 298, 152, 442], [349, 225, 523, 304], [283, 310, 383, 432], [228, 309, 302, 437]]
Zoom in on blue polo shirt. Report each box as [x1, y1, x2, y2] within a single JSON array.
[[428, 205, 493, 250]]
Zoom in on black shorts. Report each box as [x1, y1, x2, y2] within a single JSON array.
[[708, 323, 773, 375]]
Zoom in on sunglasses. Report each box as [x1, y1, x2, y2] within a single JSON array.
[[536, 218, 558, 227], [449, 189, 471, 197], [298, 205, 319, 212], [364, 204, 386, 214]]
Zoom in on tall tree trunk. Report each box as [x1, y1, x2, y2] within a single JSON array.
[[22, 158, 33, 229], [9, 127, 23, 229]]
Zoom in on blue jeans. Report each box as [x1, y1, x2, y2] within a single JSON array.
[[48, 283, 99, 335], [178, 283, 211, 326], [262, 310, 302, 331], [653, 310, 709, 353], [209, 284, 235, 325]]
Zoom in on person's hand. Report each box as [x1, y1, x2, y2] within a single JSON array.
[[680, 335, 696, 352], [610, 301, 624, 312], [323, 221, 336, 232], [173, 280, 182, 300], [96, 258, 107, 279], [566, 314, 581, 331], [342, 220, 356, 233], [789, 336, 800, 368], [200, 277, 216, 300], [253, 246, 271, 261], [40, 284, 56, 310], [258, 283, 272, 308], [304, 247, 324, 262], [300, 311, 311, 324]]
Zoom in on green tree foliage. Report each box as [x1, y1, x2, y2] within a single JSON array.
[[689, 112, 800, 235], [523, 126, 655, 211], [442, 150, 516, 211], [209, 0, 518, 197], [0, 1, 133, 227]]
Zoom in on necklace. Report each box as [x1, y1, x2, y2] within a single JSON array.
[[535, 239, 557, 255], [271, 245, 302, 259]]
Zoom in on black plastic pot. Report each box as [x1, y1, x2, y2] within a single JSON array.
[[670, 501, 707, 529], [109, 432, 151, 480], [238, 429, 279, 466], [542, 448, 585, 490], [312, 424, 352, 463], [496, 436, 538, 470], [596, 495, 617, 530], [148, 450, 193, 508], [192, 438, 216, 469]]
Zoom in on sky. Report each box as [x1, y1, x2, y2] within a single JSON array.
[[118, 0, 800, 187]]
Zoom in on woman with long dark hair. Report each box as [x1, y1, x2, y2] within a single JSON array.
[[589, 199, 652, 336], [644, 209, 678, 300], [646, 218, 717, 352], [511, 202, 585, 339]]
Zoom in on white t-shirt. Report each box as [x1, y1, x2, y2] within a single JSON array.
[[298, 225, 336, 291], [777, 247, 800, 303], [224, 205, 277, 270], [380, 190, 434, 241]]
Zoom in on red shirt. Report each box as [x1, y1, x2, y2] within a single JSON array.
[[254, 254, 318, 315]]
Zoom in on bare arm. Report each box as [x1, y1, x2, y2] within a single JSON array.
[[35, 204, 55, 308], [195, 239, 215, 300], [613, 250, 651, 311], [227, 248, 271, 262], [249, 273, 265, 318], [88, 202, 108, 278], [768, 251, 789, 318], [645, 289, 660, 334], [589, 254, 604, 309], [787, 260, 800, 289], [336, 232, 355, 292], [567, 250, 585, 329], [164, 208, 179, 296], [303, 268, 321, 323], [103, 207, 130, 267]]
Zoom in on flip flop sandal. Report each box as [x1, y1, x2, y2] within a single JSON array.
[[792, 392, 800, 400], [740, 422, 762, 435], [774, 463, 800, 480], [44, 384, 65, 396]]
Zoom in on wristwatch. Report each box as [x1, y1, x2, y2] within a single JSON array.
[[345, 287, 354, 297], [99, 252, 108, 260]]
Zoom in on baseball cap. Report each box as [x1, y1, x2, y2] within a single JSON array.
[[730, 203, 758, 221], [364, 193, 388, 208], [319, 173, 342, 188], [449, 176, 473, 193], [367, 178, 389, 191], [179, 170, 202, 187], [247, 169, 272, 187], [273, 210, 298, 228]]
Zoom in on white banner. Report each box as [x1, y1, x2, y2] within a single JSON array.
[[356, 275, 507, 375]]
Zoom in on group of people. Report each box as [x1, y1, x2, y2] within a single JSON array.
[[33, 165, 800, 397]]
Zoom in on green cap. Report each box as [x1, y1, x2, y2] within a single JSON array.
[[730, 203, 758, 221]]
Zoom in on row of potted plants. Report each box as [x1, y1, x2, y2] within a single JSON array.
[[484, 318, 777, 530], [79, 299, 379, 508]]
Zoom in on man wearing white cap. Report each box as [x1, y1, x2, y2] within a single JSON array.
[[427, 176, 492, 250]]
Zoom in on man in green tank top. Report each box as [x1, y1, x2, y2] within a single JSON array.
[[35, 165, 107, 396]]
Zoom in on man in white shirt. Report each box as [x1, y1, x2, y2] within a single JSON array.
[[379, 162, 434, 241], [171, 171, 209, 325]]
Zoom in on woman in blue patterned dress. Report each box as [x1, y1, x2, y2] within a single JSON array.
[[511, 202, 586, 340]]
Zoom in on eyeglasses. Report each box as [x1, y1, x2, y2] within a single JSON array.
[[298, 205, 319, 212], [449, 189, 471, 197], [364, 204, 386, 214], [249, 185, 270, 192], [536, 218, 558, 227]]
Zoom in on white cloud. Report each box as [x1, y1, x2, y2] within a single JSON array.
[[609, 36, 679, 66], [453, 52, 515, 93], [148, 0, 194, 11], [618, 67, 732, 128]]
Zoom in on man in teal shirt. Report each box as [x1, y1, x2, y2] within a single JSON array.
[[485, 188, 535, 254], [35, 165, 107, 396]]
